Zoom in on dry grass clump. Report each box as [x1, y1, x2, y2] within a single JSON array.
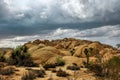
[[43, 57, 65, 70], [21, 69, 46, 80], [0, 53, 6, 62], [0, 62, 6, 68], [43, 63, 56, 70], [51, 69, 57, 73], [56, 68, 69, 77], [67, 65, 80, 71], [32, 69, 46, 78], [0, 75, 4, 80], [0, 66, 15, 75], [21, 71, 36, 80]]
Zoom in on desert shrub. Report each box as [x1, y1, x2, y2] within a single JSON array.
[[0, 67, 15, 75], [88, 63, 103, 77], [56, 57, 65, 66], [56, 68, 69, 77], [33, 39, 41, 44], [104, 56, 120, 80], [37, 69, 46, 77], [7, 45, 37, 67], [0, 53, 6, 62], [67, 65, 80, 70], [21, 71, 36, 80], [43, 63, 56, 70], [43, 57, 65, 70], [32, 69, 46, 78], [51, 69, 57, 73], [89, 56, 120, 79], [0, 62, 6, 68]]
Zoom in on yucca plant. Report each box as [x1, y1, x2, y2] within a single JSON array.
[[84, 48, 90, 67]]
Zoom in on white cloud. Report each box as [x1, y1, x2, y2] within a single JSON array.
[[50, 25, 120, 38], [0, 25, 120, 47], [0, 35, 39, 48], [15, 13, 25, 19]]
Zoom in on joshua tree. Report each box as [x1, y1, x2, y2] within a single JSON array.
[[84, 48, 90, 67]]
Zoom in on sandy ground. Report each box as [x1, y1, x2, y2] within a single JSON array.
[[0, 65, 97, 80]]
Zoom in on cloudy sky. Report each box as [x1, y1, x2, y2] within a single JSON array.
[[0, 0, 120, 47]]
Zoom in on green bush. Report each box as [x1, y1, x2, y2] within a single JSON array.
[[43, 57, 65, 70], [7, 45, 37, 67], [56, 57, 65, 66]]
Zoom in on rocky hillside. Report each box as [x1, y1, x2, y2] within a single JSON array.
[[23, 38, 119, 65], [1, 38, 119, 66], [25, 38, 114, 50], [0, 38, 120, 80]]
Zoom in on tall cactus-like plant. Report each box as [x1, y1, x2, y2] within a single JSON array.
[[84, 48, 90, 67]]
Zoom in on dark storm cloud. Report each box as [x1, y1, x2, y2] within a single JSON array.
[[0, 0, 120, 40], [1, 0, 120, 25], [0, 0, 10, 22]]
